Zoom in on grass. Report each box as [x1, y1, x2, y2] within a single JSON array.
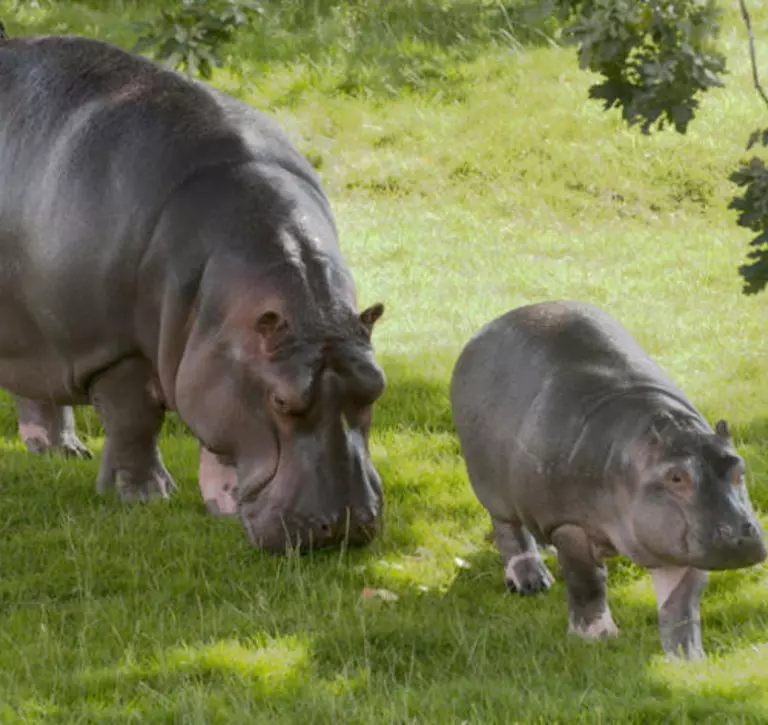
[[2, 0, 768, 722]]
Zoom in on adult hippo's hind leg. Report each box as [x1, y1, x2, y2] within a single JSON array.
[[15, 396, 93, 459], [198, 443, 238, 516], [551, 523, 618, 640], [492, 516, 554, 596], [89, 357, 176, 502]]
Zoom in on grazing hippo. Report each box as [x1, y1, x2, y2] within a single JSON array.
[[0, 31, 387, 552], [450, 300, 766, 659]]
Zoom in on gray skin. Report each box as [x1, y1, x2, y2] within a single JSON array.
[[450, 300, 766, 659], [0, 33, 387, 552]]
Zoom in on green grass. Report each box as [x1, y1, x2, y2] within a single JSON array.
[[2, 0, 768, 722]]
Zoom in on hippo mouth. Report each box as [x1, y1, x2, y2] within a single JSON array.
[[236, 434, 383, 553]]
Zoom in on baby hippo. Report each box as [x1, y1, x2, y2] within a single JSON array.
[[450, 300, 766, 659]]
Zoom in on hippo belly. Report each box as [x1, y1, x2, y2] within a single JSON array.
[[451, 300, 766, 658]]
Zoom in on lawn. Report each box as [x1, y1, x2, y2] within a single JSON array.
[[1, 1, 768, 722]]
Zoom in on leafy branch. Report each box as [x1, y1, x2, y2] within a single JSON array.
[[728, 0, 768, 294], [556, 0, 768, 295], [132, 0, 262, 81], [555, 0, 726, 134]]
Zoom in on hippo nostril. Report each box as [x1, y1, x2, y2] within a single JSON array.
[[353, 507, 377, 527], [714, 524, 733, 544], [741, 522, 759, 540]]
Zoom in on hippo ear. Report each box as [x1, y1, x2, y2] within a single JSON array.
[[715, 419, 731, 440], [256, 310, 287, 354], [360, 303, 384, 336]]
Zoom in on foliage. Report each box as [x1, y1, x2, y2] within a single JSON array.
[[554, 0, 768, 295], [727, 0, 768, 295], [553, 0, 725, 134], [731, 152, 768, 294], [132, 0, 262, 80]]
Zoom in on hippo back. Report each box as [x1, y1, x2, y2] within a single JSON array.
[[0, 35, 339, 398], [450, 301, 706, 538]]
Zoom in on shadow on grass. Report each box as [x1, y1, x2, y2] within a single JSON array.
[[28, 544, 768, 722], [1, 435, 767, 720]]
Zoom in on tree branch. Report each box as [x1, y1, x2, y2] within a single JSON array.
[[739, 0, 768, 111]]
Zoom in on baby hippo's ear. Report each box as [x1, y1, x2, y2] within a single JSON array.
[[256, 310, 288, 355], [715, 419, 731, 441], [360, 302, 385, 337]]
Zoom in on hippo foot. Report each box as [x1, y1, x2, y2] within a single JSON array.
[[96, 445, 177, 503], [660, 625, 705, 661], [568, 608, 619, 640], [24, 433, 93, 459], [108, 466, 177, 503], [15, 398, 93, 459], [505, 552, 555, 596]]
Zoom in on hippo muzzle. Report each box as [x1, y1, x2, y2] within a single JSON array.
[[238, 428, 383, 553], [692, 507, 767, 571]]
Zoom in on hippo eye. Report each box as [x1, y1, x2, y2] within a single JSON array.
[[270, 393, 290, 414], [665, 468, 693, 497]]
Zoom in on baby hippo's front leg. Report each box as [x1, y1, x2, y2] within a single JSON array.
[[651, 567, 708, 660]]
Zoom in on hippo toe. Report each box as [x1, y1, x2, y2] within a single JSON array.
[[504, 553, 555, 596]]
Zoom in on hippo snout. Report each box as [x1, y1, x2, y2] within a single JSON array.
[[707, 519, 767, 569], [240, 503, 381, 553]]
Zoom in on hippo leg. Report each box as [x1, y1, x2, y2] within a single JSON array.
[[551, 524, 618, 640], [14, 396, 93, 459], [492, 516, 554, 595], [198, 444, 238, 516], [651, 566, 708, 660], [88, 358, 176, 502]]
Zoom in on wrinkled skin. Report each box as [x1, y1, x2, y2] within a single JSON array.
[[450, 300, 766, 658], [0, 33, 386, 552]]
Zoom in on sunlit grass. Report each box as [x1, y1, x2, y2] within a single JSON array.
[[1, 0, 768, 722]]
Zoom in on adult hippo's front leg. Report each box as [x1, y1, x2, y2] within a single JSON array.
[[198, 444, 238, 516], [89, 357, 176, 503], [14, 396, 93, 459]]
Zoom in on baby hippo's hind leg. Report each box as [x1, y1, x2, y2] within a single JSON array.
[[89, 357, 176, 503], [15, 396, 93, 459], [492, 516, 555, 596], [551, 524, 618, 640]]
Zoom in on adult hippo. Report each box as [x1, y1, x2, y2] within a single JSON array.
[[0, 31, 387, 552], [450, 300, 766, 658]]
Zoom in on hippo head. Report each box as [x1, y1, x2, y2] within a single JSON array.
[[629, 415, 766, 571], [172, 272, 387, 553]]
